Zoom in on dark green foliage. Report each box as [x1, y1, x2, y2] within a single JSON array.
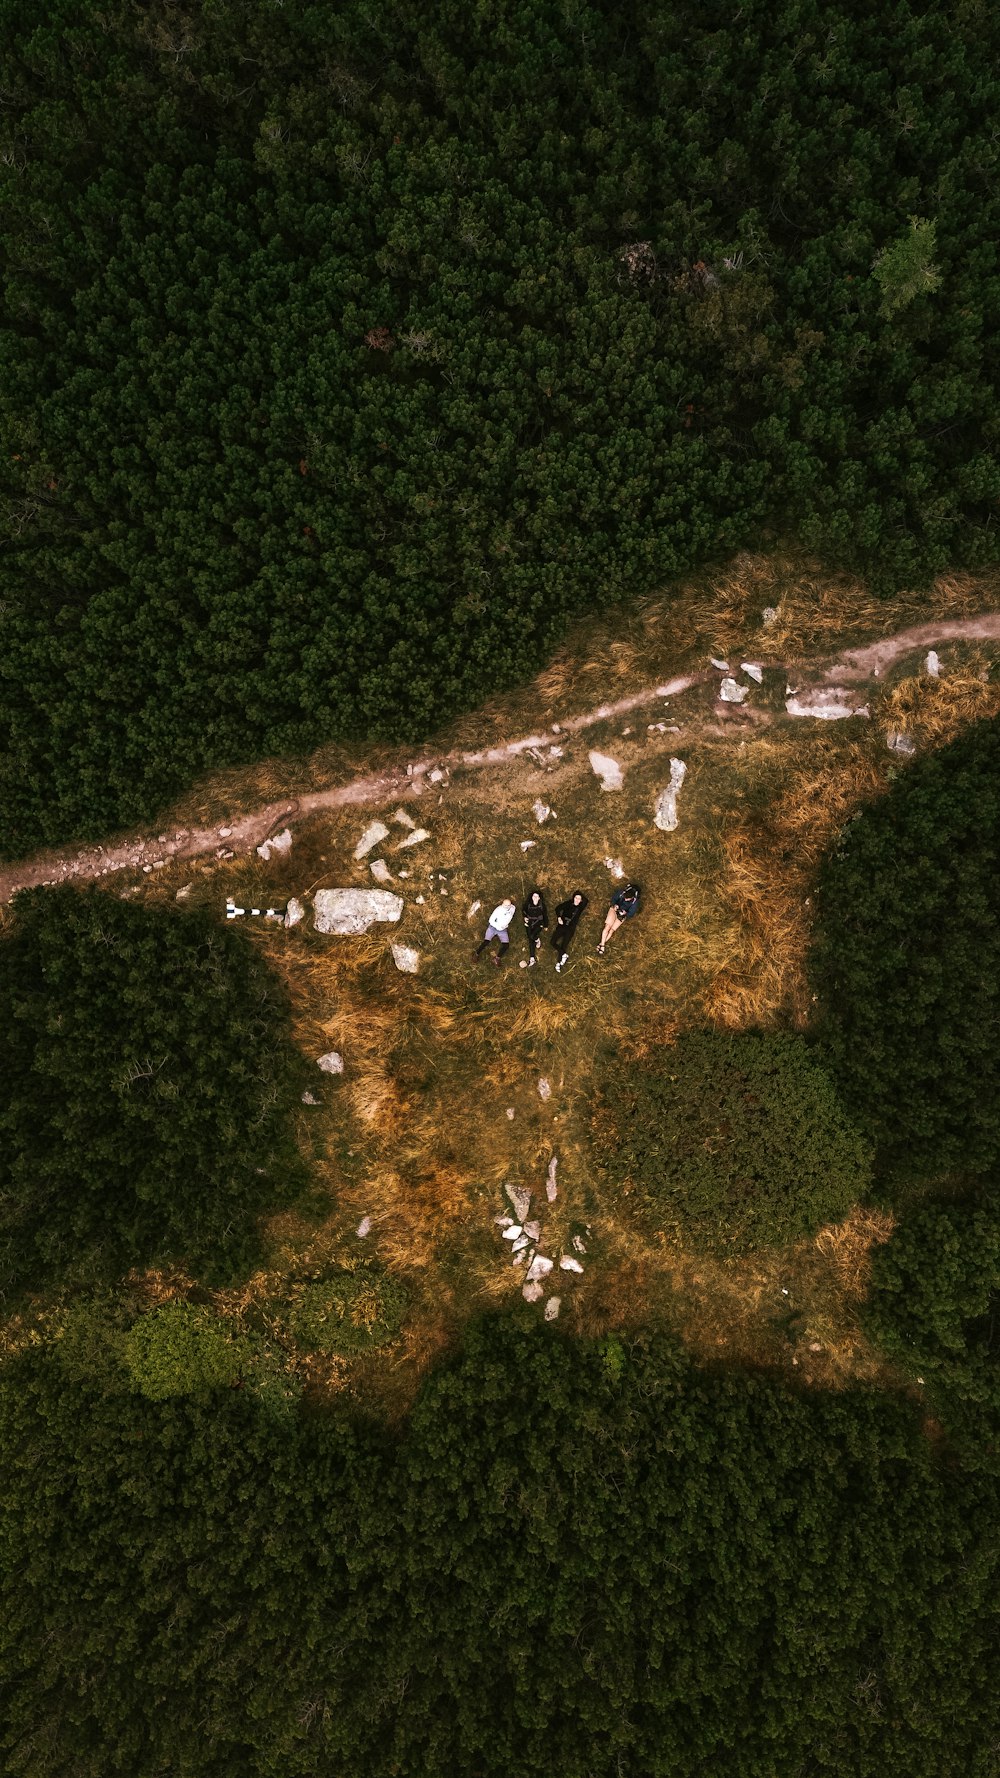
[[0, 886, 306, 1292], [593, 1031, 870, 1252], [2, 1317, 999, 1777], [287, 1266, 409, 1355], [810, 716, 1000, 1179], [3, 0, 1000, 851], [122, 1299, 246, 1399], [864, 1195, 1000, 1455]]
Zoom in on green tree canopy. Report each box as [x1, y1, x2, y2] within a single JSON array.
[[810, 716, 1000, 1180], [0, 885, 306, 1292]]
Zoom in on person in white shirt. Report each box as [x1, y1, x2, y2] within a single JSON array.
[[475, 898, 517, 966]]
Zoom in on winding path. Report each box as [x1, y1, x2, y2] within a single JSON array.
[[3, 614, 1000, 905]]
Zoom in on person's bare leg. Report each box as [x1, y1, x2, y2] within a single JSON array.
[[598, 910, 622, 953]]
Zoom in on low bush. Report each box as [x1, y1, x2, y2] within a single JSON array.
[[593, 1031, 870, 1253], [287, 1267, 409, 1355], [0, 886, 307, 1292], [810, 716, 1000, 1179]]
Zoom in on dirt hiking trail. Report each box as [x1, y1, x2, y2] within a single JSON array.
[[3, 613, 1000, 904]]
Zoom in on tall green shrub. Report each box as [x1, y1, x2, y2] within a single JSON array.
[[0, 886, 306, 1290], [592, 1031, 870, 1253], [810, 716, 1000, 1179]]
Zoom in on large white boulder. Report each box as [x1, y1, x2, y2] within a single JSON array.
[[654, 757, 687, 832], [786, 688, 869, 721], [257, 827, 293, 862], [313, 889, 403, 935], [589, 751, 624, 792]]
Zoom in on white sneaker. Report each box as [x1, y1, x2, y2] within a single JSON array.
[[555, 959, 562, 973], [528, 957, 536, 967]]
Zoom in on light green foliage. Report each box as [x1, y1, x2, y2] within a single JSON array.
[[122, 1301, 243, 1399], [872, 217, 942, 318], [2, 1319, 999, 1776], [811, 716, 1000, 1180], [593, 1032, 870, 1253], [0, 885, 307, 1291], [2, 1, 1000, 851], [287, 1267, 409, 1355]]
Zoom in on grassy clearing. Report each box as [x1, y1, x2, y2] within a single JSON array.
[[10, 555, 1000, 1418]]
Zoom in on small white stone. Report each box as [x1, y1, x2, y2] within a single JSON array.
[[710, 657, 730, 671], [284, 897, 305, 929], [415, 895, 425, 905], [571, 1235, 586, 1254], [506, 1108, 515, 1120], [719, 677, 749, 703], [761, 607, 778, 628], [520, 840, 537, 851], [390, 944, 421, 974], [537, 1077, 551, 1101], [546, 1156, 558, 1201], [925, 650, 941, 678], [467, 900, 482, 920], [740, 662, 764, 683], [354, 821, 390, 860], [524, 1221, 541, 1241], [317, 1051, 344, 1074], [218, 826, 233, 838], [142, 864, 152, 874], [369, 859, 393, 884], [428, 768, 444, 783], [559, 1255, 584, 1273], [526, 1254, 554, 1281], [887, 731, 917, 756], [393, 807, 416, 828], [301, 1090, 319, 1105], [522, 1281, 545, 1303], [604, 857, 625, 880], [544, 1297, 561, 1321], [397, 869, 409, 878], [356, 1216, 372, 1238], [175, 885, 192, 901], [589, 750, 624, 792], [532, 799, 554, 823], [494, 1214, 514, 1229], [397, 828, 431, 849], [257, 827, 292, 862], [502, 1225, 523, 1241], [548, 745, 563, 759], [505, 1183, 532, 1222]]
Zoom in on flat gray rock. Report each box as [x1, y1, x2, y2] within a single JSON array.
[[354, 821, 390, 860], [526, 1254, 554, 1282], [719, 677, 749, 703], [390, 943, 421, 974], [887, 731, 917, 756], [740, 662, 764, 684], [284, 897, 305, 929], [257, 827, 292, 861], [522, 1281, 545, 1303], [925, 650, 941, 677], [396, 828, 431, 849], [589, 750, 624, 792], [369, 859, 393, 884], [786, 688, 869, 721], [317, 1051, 344, 1075], [559, 1255, 584, 1274], [544, 1297, 561, 1321], [314, 889, 403, 934], [654, 757, 687, 832], [505, 1183, 532, 1223]]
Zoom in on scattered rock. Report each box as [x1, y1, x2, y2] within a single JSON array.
[[356, 1216, 372, 1238], [317, 1052, 344, 1074], [257, 827, 292, 862], [532, 799, 554, 823], [559, 1255, 584, 1274], [520, 840, 537, 851], [512, 1235, 530, 1254], [393, 807, 416, 829], [546, 1155, 558, 1201], [391, 944, 421, 974], [887, 731, 917, 756], [313, 889, 403, 934], [537, 1077, 551, 1101], [548, 745, 563, 759], [571, 1235, 586, 1254], [397, 828, 431, 849], [740, 662, 764, 684], [354, 821, 390, 860], [175, 885, 192, 901], [647, 722, 667, 733], [142, 864, 152, 874], [654, 757, 688, 832], [511, 1249, 528, 1267], [415, 895, 425, 904], [506, 1108, 516, 1120], [589, 750, 624, 792], [218, 826, 233, 838], [925, 650, 941, 678], [502, 1225, 524, 1241], [761, 606, 779, 628], [786, 688, 870, 720], [711, 657, 730, 671], [522, 1281, 545, 1303], [301, 1090, 319, 1105], [369, 858, 393, 884], [467, 900, 482, 920], [526, 1254, 554, 1281], [719, 677, 749, 703], [494, 1214, 514, 1229], [524, 1220, 541, 1241], [505, 1183, 532, 1222], [604, 857, 625, 879], [544, 1297, 561, 1321], [428, 767, 445, 783], [397, 869, 409, 878], [808, 1341, 822, 1352]]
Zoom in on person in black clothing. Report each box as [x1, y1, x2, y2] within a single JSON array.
[[551, 890, 588, 971], [521, 889, 548, 967]]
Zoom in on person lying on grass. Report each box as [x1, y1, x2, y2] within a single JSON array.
[[597, 882, 640, 955], [521, 889, 548, 967], [475, 898, 517, 966], [551, 890, 588, 972]]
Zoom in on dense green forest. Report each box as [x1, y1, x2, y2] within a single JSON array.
[[3, 1318, 999, 1778], [3, 0, 1000, 850]]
